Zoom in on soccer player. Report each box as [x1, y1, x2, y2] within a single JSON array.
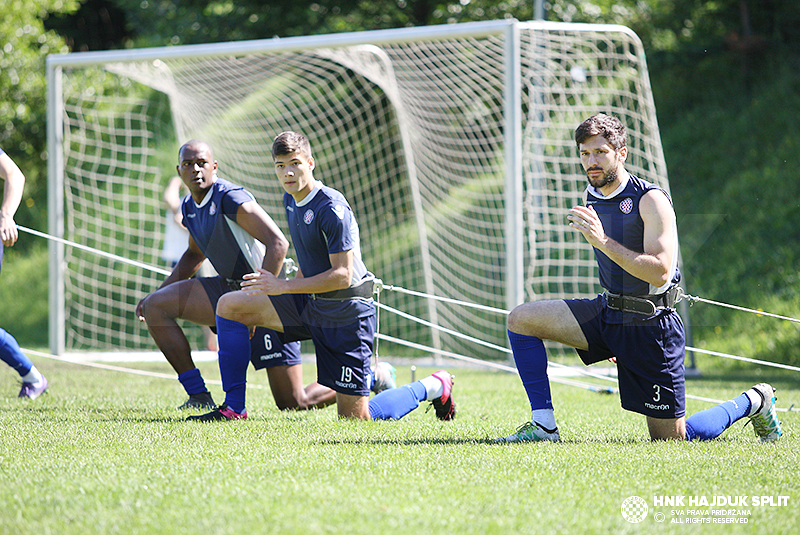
[[0, 147, 48, 398], [161, 175, 217, 351], [189, 131, 456, 421], [137, 139, 345, 411], [497, 113, 782, 443]]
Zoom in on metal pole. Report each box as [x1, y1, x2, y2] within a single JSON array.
[[46, 59, 65, 356], [504, 22, 523, 365], [534, 0, 545, 20]]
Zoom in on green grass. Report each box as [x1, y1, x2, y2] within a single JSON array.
[[1, 358, 798, 535]]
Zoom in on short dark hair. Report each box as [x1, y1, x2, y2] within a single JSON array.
[[574, 114, 627, 151], [272, 131, 312, 160]]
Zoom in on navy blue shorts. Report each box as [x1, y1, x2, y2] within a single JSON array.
[[268, 293, 374, 396], [198, 277, 302, 370], [565, 295, 686, 419]]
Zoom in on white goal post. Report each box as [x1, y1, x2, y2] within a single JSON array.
[[46, 20, 672, 360]]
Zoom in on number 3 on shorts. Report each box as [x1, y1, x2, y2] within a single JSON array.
[[652, 384, 661, 402]]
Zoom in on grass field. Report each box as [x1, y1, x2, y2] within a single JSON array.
[[1, 355, 798, 535]]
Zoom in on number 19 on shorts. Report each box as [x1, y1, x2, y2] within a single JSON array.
[[340, 366, 353, 383]]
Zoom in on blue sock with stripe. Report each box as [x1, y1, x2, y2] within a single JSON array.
[[216, 315, 251, 414], [508, 331, 553, 411], [685, 393, 751, 441], [369, 381, 428, 420]]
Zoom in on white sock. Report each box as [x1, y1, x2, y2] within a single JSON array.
[[21, 366, 44, 386], [532, 409, 557, 431], [744, 388, 762, 417], [419, 375, 444, 401]]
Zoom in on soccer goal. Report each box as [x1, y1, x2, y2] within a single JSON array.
[[46, 20, 670, 361]]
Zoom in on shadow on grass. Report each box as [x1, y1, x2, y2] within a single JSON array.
[[1, 404, 184, 423], [313, 436, 651, 446]]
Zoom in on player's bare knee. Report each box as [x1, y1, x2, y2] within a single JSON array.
[[140, 293, 167, 322], [216, 292, 236, 318], [506, 305, 525, 334], [647, 417, 686, 441], [275, 398, 300, 411], [507, 303, 541, 336]]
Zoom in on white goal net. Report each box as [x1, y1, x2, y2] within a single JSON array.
[[47, 20, 670, 360]]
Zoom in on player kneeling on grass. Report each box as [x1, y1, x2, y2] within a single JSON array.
[[497, 114, 781, 444], [137, 139, 389, 414], [188, 131, 456, 422]]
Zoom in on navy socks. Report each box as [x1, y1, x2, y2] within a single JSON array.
[[0, 327, 33, 376], [178, 368, 207, 396], [685, 393, 751, 441], [215, 315, 252, 414], [369, 381, 428, 420], [508, 330, 553, 411]]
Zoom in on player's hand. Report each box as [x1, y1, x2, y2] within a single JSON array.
[[240, 268, 283, 296], [135, 298, 146, 322], [567, 205, 606, 247], [0, 215, 19, 247]]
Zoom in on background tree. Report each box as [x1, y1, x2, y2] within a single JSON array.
[[0, 0, 78, 245], [4, 0, 800, 358]]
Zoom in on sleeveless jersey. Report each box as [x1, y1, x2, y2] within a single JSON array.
[[585, 173, 680, 296], [181, 177, 265, 280]]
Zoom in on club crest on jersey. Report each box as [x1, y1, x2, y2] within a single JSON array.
[[209, 202, 217, 215], [332, 204, 345, 220], [303, 209, 315, 224], [619, 198, 633, 214]]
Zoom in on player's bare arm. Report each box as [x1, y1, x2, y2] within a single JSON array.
[[241, 250, 353, 296], [567, 189, 676, 288], [235, 200, 289, 276], [136, 236, 206, 321], [0, 151, 25, 247]]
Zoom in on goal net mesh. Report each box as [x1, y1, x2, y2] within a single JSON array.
[[55, 22, 668, 360]]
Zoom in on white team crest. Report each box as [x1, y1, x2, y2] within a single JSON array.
[[332, 205, 345, 220], [619, 198, 633, 214], [210, 202, 217, 215], [303, 209, 315, 224]]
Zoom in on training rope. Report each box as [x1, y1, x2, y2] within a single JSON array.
[[376, 332, 618, 394], [15, 225, 799, 411], [18, 225, 172, 277], [375, 300, 620, 386], [686, 346, 800, 373], [20, 348, 267, 391], [683, 293, 800, 324]]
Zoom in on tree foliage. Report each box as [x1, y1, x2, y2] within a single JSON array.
[[0, 0, 78, 234], [4, 0, 800, 353]]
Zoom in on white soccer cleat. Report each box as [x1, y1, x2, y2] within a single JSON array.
[[496, 421, 560, 443], [371, 362, 397, 394], [747, 383, 782, 442]]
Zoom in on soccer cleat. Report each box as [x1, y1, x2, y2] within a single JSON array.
[[371, 361, 397, 394], [429, 370, 457, 421], [495, 421, 560, 443], [18, 377, 48, 400], [747, 383, 782, 442], [177, 391, 216, 411], [186, 403, 247, 422]]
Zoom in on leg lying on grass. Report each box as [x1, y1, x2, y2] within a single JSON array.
[[187, 316, 456, 422], [683, 383, 782, 442]]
